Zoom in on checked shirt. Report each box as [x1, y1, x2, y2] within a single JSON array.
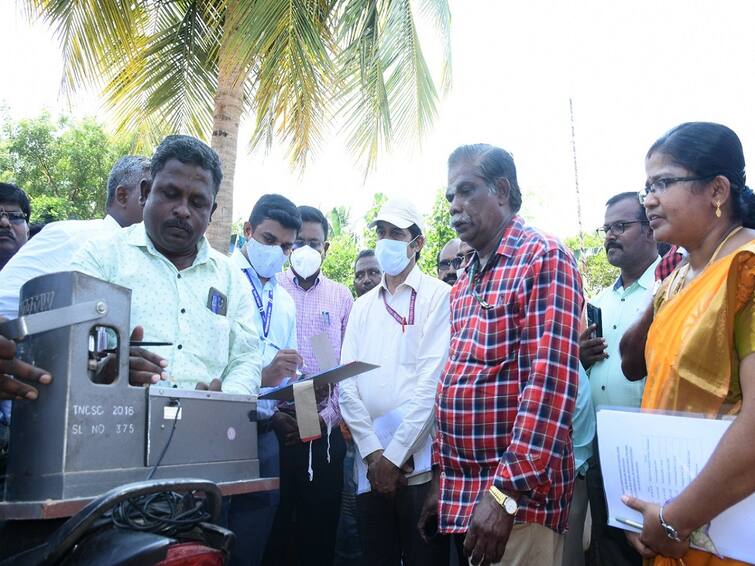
[[434, 215, 583, 534]]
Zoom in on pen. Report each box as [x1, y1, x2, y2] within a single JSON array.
[[616, 517, 643, 530], [265, 341, 302, 376], [104, 341, 173, 353]]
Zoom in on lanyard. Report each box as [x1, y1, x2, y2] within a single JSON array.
[[244, 269, 274, 338], [381, 288, 416, 333]]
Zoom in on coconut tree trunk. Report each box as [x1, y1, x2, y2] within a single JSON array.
[[207, 0, 246, 252]]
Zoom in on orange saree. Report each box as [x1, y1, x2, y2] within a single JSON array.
[[642, 241, 755, 566]]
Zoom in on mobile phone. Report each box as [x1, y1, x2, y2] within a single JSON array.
[[586, 303, 603, 338]]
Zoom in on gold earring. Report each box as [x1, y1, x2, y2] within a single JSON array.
[[715, 201, 722, 218]]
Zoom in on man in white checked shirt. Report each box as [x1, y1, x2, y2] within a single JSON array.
[[339, 198, 451, 566]]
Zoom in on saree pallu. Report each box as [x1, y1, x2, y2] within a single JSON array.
[[642, 242, 755, 566]]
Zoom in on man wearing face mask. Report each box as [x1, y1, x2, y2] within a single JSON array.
[[264, 205, 353, 565], [339, 198, 451, 565], [227, 194, 302, 566]]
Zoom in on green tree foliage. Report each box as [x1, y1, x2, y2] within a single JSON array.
[[0, 113, 130, 223], [319, 207, 357, 293], [322, 232, 360, 293], [418, 188, 455, 275], [564, 233, 619, 298], [361, 192, 387, 250]]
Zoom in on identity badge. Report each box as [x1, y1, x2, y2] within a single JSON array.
[[207, 287, 228, 316]]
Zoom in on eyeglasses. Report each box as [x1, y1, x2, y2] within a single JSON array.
[[0, 209, 27, 225], [437, 259, 453, 270], [596, 220, 649, 237], [638, 174, 717, 205]]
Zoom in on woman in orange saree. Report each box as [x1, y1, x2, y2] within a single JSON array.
[[621, 122, 755, 566]]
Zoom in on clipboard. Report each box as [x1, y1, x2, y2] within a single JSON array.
[[258, 361, 379, 402]]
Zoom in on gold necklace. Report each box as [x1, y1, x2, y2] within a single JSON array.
[[666, 225, 743, 300]]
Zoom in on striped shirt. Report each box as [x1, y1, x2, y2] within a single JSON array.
[[277, 269, 353, 427], [434, 215, 583, 534]]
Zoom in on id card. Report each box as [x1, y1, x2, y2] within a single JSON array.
[[207, 287, 228, 316]]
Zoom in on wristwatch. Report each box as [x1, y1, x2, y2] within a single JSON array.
[[659, 504, 684, 542], [488, 485, 518, 516]]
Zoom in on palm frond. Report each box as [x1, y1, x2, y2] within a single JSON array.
[[336, 0, 392, 170], [24, 0, 149, 99], [419, 0, 452, 94], [102, 0, 221, 140], [231, 0, 338, 168], [336, 0, 445, 171]]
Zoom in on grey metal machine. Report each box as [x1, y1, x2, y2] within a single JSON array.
[[1, 271, 259, 503]]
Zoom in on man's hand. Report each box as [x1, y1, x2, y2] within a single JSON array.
[[128, 326, 168, 386], [366, 450, 406, 497], [417, 469, 441, 543], [196, 378, 222, 391], [464, 491, 515, 566], [271, 411, 301, 445], [622, 495, 689, 559], [0, 334, 51, 400], [261, 349, 302, 387], [579, 325, 608, 370]]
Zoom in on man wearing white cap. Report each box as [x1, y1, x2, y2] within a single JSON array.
[[339, 198, 451, 565]]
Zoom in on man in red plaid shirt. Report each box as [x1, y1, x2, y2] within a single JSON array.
[[419, 144, 583, 566]]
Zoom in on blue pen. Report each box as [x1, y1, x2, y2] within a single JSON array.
[[265, 341, 302, 376], [321, 311, 331, 326]]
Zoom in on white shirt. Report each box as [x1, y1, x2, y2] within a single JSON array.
[[230, 249, 298, 419], [0, 215, 122, 319], [339, 265, 451, 469], [589, 257, 660, 409]]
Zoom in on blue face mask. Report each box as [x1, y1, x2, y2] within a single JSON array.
[[245, 237, 287, 278], [375, 236, 417, 276]]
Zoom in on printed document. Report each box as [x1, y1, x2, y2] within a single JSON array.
[[597, 408, 755, 563]]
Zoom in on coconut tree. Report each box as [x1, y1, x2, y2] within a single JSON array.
[[21, 0, 451, 250]]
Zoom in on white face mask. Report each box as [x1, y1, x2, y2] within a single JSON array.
[[245, 237, 287, 278], [290, 245, 323, 280], [456, 268, 465, 280], [375, 237, 415, 276]]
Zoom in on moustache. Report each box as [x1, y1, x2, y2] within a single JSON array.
[[450, 215, 472, 228], [0, 229, 15, 240], [605, 243, 622, 251], [163, 219, 193, 235]]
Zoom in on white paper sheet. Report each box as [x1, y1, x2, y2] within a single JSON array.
[[356, 406, 432, 494], [597, 408, 755, 563]]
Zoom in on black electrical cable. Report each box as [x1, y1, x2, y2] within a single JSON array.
[[147, 399, 181, 480], [110, 490, 212, 537], [109, 400, 212, 537]]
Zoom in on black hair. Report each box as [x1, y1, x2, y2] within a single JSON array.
[[605, 191, 648, 222], [298, 205, 329, 240], [408, 223, 422, 261], [648, 122, 755, 228], [448, 144, 522, 213], [151, 135, 222, 195], [354, 249, 376, 269], [250, 194, 302, 231], [107, 156, 150, 207], [0, 182, 30, 220]]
